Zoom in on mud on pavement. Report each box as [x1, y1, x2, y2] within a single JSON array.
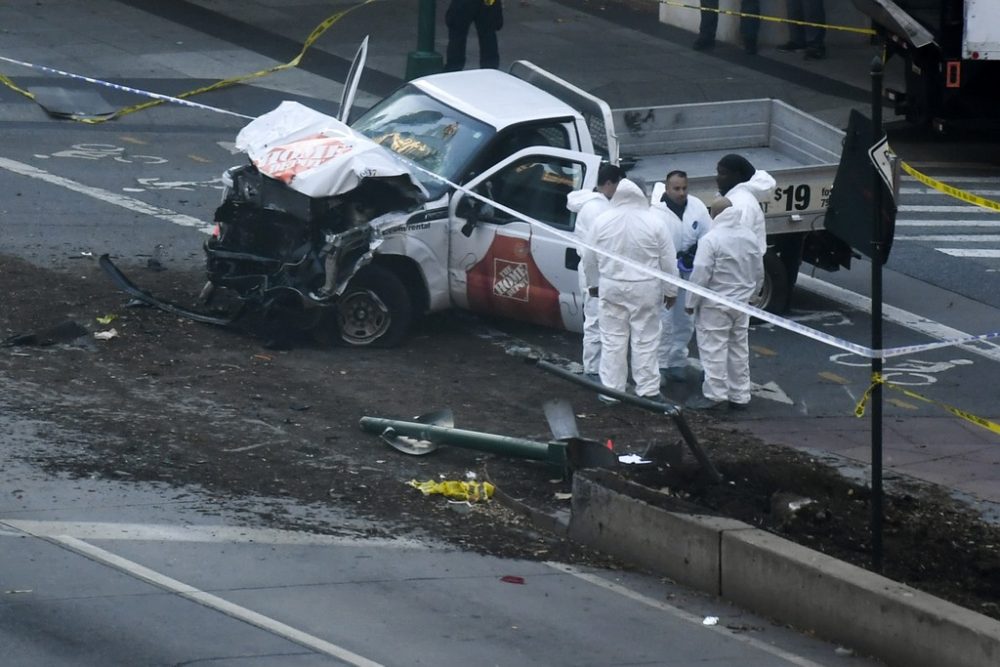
[[2, 254, 998, 621]]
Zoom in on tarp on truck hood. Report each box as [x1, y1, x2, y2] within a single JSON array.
[[235, 100, 428, 200]]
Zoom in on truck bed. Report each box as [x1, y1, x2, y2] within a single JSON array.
[[613, 99, 844, 234]]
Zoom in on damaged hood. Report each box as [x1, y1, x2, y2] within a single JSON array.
[[235, 101, 428, 201]]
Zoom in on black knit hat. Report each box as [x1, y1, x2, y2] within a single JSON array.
[[717, 153, 756, 182]]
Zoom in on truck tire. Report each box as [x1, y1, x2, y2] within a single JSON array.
[[753, 252, 790, 315], [335, 265, 413, 348]]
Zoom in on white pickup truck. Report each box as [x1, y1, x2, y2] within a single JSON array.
[[210, 50, 849, 347]]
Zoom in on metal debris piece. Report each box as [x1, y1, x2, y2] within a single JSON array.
[[27, 86, 115, 120], [1, 320, 89, 347], [99, 254, 243, 326], [531, 359, 722, 484], [543, 398, 579, 440], [362, 402, 618, 477]]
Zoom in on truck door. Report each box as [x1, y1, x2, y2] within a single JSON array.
[[337, 36, 368, 124], [447, 147, 601, 333]]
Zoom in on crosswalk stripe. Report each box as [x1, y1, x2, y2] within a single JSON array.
[[898, 234, 1000, 242], [902, 175, 999, 184], [898, 205, 998, 213], [896, 219, 1000, 227], [900, 188, 1000, 197], [935, 248, 1000, 258]]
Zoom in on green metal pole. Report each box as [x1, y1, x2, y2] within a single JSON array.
[[405, 0, 444, 80], [359, 416, 558, 462]]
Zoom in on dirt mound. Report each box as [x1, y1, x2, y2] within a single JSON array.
[[2, 254, 998, 621]]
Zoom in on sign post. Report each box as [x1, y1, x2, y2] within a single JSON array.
[[870, 54, 885, 573]]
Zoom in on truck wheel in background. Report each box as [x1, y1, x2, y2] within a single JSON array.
[[753, 251, 790, 315], [334, 265, 413, 347]]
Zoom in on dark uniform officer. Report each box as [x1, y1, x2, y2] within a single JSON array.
[[445, 0, 503, 71]]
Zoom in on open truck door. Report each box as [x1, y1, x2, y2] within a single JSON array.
[[447, 147, 601, 333], [338, 36, 369, 124]]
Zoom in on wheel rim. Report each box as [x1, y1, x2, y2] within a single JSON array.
[[751, 272, 773, 311], [337, 289, 390, 345]]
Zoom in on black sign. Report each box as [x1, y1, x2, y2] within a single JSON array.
[[824, 109, 897, 263]]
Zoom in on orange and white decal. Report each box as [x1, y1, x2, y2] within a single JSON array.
[[257, 133, 355, 184], [466, 234, 563, 329]]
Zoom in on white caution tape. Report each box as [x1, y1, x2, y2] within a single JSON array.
[[404, 162, 999, 361], [0, 0, 376, 122], [0, 55, 255, 120], [5, 44, 993, 360]]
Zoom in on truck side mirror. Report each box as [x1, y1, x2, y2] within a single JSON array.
[[458, 197, 481, 237]]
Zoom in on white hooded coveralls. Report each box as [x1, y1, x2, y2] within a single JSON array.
[[581, 179, 678, 398], [723, 169, 776, 255], [567, 189, 612, 375], [650, 185, 713, 371], [686, 206, 764, 404]]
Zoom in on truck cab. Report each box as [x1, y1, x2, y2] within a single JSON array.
[[346, 68, 602, 343]]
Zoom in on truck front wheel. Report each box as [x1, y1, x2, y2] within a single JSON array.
[[335, 265, 413, 348], [752, 252, 790, 315]]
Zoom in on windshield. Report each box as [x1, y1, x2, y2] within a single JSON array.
[[351, 85, 495, 199]]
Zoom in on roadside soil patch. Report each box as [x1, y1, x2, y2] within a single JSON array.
[[2, 254, 998, 622]]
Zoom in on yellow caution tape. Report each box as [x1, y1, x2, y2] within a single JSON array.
[[0, 72, 34, 99], [0, 0, 379, 123], [408, 479, 496, 502], [661, 1, 876, 36], [855, 373, 1000, 436], [899, 161, 1000, 213]]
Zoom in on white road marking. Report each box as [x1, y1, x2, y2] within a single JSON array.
[[935, 248, 1000, 258], [545, 563, 830, 667], [902, 175, 1000, 184], [898, 235, 1000, 242], [896, 219, 1000, 227], [51, 536, 384, 667], [796, 274, 1000, 363], [900, 188, 1000, 197], [898, 205, 997, 213], [0, 156, 212, 233], [1, 520, 427, 549], [752, 380, 794, 405]]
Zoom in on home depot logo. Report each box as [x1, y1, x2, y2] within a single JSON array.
[[493, 259, 529, 302], [259, 134, 354, 183]]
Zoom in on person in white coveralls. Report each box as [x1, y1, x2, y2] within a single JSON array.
[[581, 178, 678, 403], [684, 198, 764, 410], [650, 169, 713, 384], [714, 153, 775, 256], [566, 163, 625, 381]]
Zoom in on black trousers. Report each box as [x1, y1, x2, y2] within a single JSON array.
[[787, 0, 826, 48], [445, 0, 500, 71], [697, 0, 761, 48]]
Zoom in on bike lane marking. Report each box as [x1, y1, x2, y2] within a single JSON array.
[[796, 274, 1000, 364], [0, 156, 212, 233]]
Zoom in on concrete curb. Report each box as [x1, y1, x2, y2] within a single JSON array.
[[565, 470, 1000, 667]]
